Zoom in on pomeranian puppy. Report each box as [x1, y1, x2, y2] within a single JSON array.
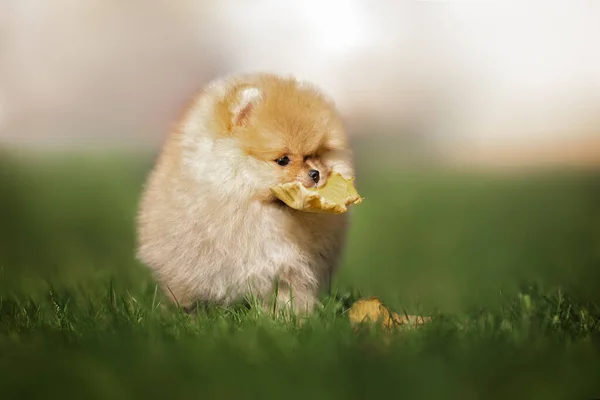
[[136, 73, 355, 316]]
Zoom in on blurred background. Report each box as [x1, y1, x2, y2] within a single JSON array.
[[1, 0, 599, 166], [0, 1, 599, 309]]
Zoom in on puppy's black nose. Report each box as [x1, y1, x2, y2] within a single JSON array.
[[308, 169, 320, 184]]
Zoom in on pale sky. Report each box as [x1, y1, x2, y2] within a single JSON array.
[[1, 0, 599, 152]]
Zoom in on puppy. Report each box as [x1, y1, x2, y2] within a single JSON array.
[[136, 73, 355, 316]]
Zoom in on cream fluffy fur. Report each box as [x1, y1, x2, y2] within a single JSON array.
[[136, 73, 355, 315]]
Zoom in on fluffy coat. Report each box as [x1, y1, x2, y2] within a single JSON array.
[[136, 73, 355, 315]]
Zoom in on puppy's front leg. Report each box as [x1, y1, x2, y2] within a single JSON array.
[[265, 277, 318, 319]]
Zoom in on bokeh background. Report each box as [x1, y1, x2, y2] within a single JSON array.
[[1, 1, 599, 311], [2, 0, 600, 165]]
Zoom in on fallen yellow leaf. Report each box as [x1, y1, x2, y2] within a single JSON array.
[[348, 297, 432, 330], [347, 297, 395, 328], [390, 311, 432, 327], [270, 172, 363, 214]]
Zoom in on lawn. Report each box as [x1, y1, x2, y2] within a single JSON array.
[[1, 144, 599, 399]]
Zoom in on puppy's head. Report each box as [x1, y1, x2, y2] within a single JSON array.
[[210, 74, 354, 204]]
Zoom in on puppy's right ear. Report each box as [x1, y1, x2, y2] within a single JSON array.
[[227, 86, 263, 129]]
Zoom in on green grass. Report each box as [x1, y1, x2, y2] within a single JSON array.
[[1, 147, 599, 399]]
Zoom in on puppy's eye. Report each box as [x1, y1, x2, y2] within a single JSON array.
[[275, 156, 290, 166]]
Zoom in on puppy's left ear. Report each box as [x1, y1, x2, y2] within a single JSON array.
[[229, 86, 262, 128]]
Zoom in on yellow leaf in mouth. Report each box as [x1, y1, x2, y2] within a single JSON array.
[[269, 172, 363, 214]]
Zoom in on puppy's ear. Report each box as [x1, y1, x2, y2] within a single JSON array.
[[228, 86, 262, 128]]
